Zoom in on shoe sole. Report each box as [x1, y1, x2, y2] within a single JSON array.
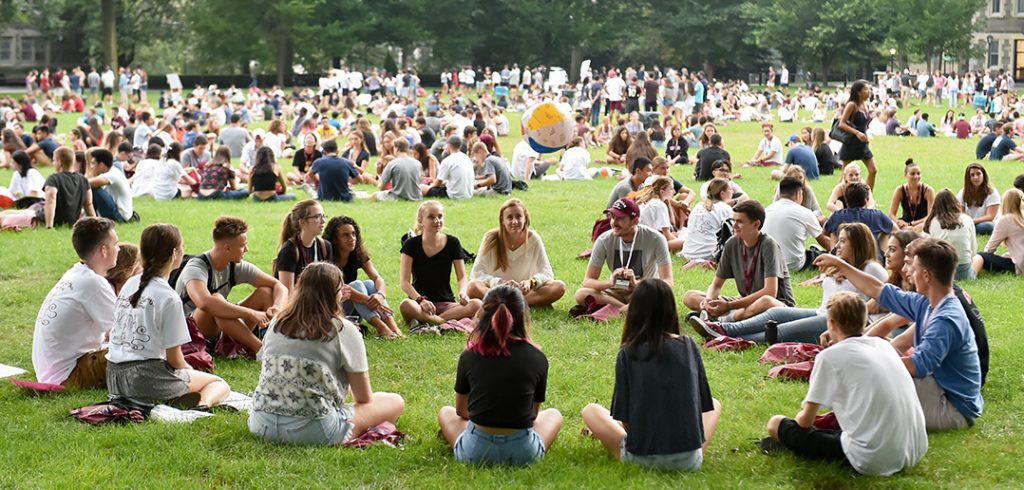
[[687, 314, 721, 342]]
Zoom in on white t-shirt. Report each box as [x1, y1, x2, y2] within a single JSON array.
[[957, 187, 1000, 221], [437, 152, 475, 200], [682, 201, 733, 260], [699, 180, 745, 200], [927, 214, 977, 266], [132, 158, 185, 201], [604, 77, 626, 101], [470, 231, 555, 287], [763, 199, 823, 270], [758, 136, 784, 164], [559, 146, 591, 180], [9, 168, 45, 198], [31, 263, 116, 384], [805, 336, 928, 476], [103, 168, 134, 219], [816, 262, 888, 317], [511, 140, 540, 181], [107, 276, 191, 363], [640, 199, 672, 232]]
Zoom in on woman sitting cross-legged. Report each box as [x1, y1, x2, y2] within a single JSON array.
[[582, 279, 721, 471], [324, 216, 404, 338], [249, 262, 405, 445], [688, 223, 887, 344], [106, 224, 229, 409], [468, 198, 566, 307], [438, 285, 563, 466]]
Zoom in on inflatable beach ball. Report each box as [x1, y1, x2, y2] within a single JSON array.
[[521, 101, 574, 153]]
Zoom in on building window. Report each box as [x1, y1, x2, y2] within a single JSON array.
[[0, 37, 11, 61], [989, 37, 1000, 67], [993, 0, 1002, 14], [1018, 0, 1024, 13], [19, 37, 35, 63], [1016, 40, 1024, 80]]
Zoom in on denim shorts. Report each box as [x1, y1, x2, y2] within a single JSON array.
[[454, 421, 545, 466], [248, 405, 354, 446], [620, 438, 703, 471]]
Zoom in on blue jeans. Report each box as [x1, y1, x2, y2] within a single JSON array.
[[197, 189, 250, 200], [92, 187, 126, 222], [956, 262, 977, 281], [590, 100, 602, 126], [721, 307, 823, 344], [454, 421, 545, 466], [248, 407, 354, 446], [253, 193, 296, 202], [343, 280, 388, 322], [975, 221, 994, 235], [620, 438, 702, 471]]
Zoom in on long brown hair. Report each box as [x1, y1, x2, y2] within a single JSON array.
[[924, 189, 965, 231], [625, 130, 658, 166], [273, 262, 345, 341], [887, 230, 921, 287], [130, 224, 182, 308], [608, 126, 631, 154], [106, 243, 139, 293], [483, 199, 531, 272], [961, 163, 993, 208], [829, 223, 878, 283], [278, 199, 322, 248]]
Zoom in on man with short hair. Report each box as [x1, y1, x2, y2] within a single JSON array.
[[239, 128, 266, 172], [824, 182, 895, 246], [26, 125, 58, 165], [180, 134, 211, 169], [765, 292, 928, 475], [87, 148, 133, 223], [695, 133, 730, 181], [376, 138, 422, 201], [684, 200, 794, 328], [511, 138, 553, 181], [952, 113, 971, 139], [813, 238, 984, 431], [31, 217, 119, 388], [989, 123, 1024, 161], [470, 142, 512, 196], [426, 136, 475, 199], [915, 113, 936, 137], [574, 198, 673, 311], [783, 135, 819, 180], [764, 177, 831, 271], [416, 116, 435, 148], [217, 113, 251, 161], [308, 139, 360, 202], [974, 121, 1002, 159], [607, 157, 652, 208], [132, 112, 153, 150], [175, 216, 288, 355]]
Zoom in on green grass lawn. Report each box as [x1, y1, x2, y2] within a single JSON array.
[[1, 92, 1023, 488]]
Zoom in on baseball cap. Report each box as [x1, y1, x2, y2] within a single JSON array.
[[788, 135, 799, 143], [253, 128, 266, 139], [605, 198, 640, 219]]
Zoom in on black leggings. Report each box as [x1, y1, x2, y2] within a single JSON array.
[[777, 417, 849, 463], [978, 252, 1016, 273]]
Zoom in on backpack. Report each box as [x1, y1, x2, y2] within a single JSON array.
[[169, 254, 236, 307], [712, 218, 734, 264], [272, 236, 327, 278]]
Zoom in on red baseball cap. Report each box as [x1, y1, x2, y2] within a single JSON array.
[[605, 198, 639, 219]]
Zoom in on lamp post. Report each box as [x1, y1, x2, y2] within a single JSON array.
[[987, 35, 994, 68], [889, 48, 897, 72]]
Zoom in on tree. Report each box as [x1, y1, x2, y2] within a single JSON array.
[[885, 0, 985, 72], [647, 0, 766, 78]]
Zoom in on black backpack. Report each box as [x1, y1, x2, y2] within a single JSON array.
[[168, 254, 236, 307], [712, 218, 734, 264], [272, 236, 327, 278]]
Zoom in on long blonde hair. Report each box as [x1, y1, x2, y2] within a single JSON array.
[[634, 176, 673, 205], [703, 178, 729, 210], [483, 199, 531, 272], [1002, 188, 1024, 230]]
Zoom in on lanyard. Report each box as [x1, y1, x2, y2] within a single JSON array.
[[619, 228, 639, 272], [740, 236, 761, 296]]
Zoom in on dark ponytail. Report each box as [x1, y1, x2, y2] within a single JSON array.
[[467, 285, 533, 357], [130, 224, 183, 308]]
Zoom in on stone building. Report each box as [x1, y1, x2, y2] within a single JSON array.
[[977, 0, 1024, 78]]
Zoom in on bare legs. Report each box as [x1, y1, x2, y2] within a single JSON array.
[[467, 279, 567, 307], [398, 298, 483, 326], [438, 406, 563, 449], [582, 399, 721, 458], [193, 287, 274, 353], [185, 370, 230, 407], [351, 392, 405, 438]]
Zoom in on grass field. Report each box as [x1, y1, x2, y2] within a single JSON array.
[[1, 92, 1022, 488]]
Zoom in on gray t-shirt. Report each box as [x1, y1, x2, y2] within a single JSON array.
[[180, 148, 211, 169], [174, 253, 260, 316], [607, 178, 641, 208], [715, 233, 795, 306], [481, 155, 513, 194], [380, 156, 423, 200], [589, 225, 671, 280], [217, 127, 251, 161]]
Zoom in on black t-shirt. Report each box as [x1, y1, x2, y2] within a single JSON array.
[[643, 79, 659, 103], [336, 252, 364, 284], [399, 234, 463, 303], [419, 126, 436, 148], [625, 83, 641, 101], [454, 342, 548, 429], [291, 149, 322, 174], [695, 146, 730, 181], [363, 130, 378, 156], [666, 137, 689, 162], [611, 336, 713, 455], [814, 145, 836, 175], [341, 149, 369, 170], [275, 237, 333, 278], [42, 172, 89, 227]]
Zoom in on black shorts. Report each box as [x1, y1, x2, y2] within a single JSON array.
[[425, 186, 448, 198], [777, 417, 849, 463], [102, 87, 113, 96]]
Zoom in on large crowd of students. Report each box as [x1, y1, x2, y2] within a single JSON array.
[[15, 61, 1021, 475]]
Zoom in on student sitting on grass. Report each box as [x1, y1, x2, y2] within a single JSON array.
[[924, 190, 977, 281], [86, 148, 133, 223], [681, 178, 733, 263], [957, 163, 999, 235], [763, 176, 831, 272], [324, 216, 404, 339], [683, 200, 795, 322], [274, 199, 332, 293], [249, 263, 405, 446], [574, 198, 673, 312], [814, 238, 983, 431], [888, 159, 935, 232], [31, 218, 119, 388], [824, 182, 895, 251], [973, 188, 1024, 276], [106, 243, 141, 296], [468, 198, 566, 307], [107, 223, 230, 409], [582, 279, 721, 471], [2, 147, 94, 228], [765, 292, 928, 476], [175, 216, 288, 355], [438, 285, 563, 466], [398, 200, 482, 333], [635, 176, 685, 253]]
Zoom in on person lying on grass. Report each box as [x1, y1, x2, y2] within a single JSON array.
[[438, 285, 563, 466]]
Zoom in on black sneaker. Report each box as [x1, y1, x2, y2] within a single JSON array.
[[759, 436, 789, 454], [687, 312, 726, 341], [764, 321, 779, 345]]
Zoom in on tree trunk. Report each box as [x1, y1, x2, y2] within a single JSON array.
[[101, 0, 117, 70], [570, 46, 582, 82], [703, 60, 714, 78], [276, 35, 291, 87], [820, 54, 829, 86]]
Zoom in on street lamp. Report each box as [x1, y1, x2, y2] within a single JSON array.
[[889, 48, 896, 72]]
